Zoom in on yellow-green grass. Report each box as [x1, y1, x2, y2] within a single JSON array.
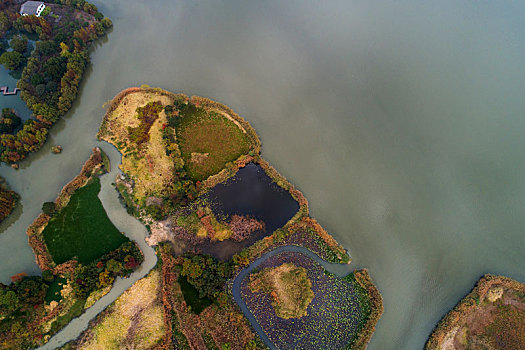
[[78, 269, 165, 350], [98, 90, 176, 200], [176, 109, 251, 181], [249, 263, 314, 319], [42, 177, 129, 265]]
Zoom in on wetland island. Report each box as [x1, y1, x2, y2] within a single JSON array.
[[2, 86, 383, 349], [88, 87, 383, 349]]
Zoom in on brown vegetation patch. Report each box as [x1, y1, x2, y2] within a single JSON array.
[[200, 215, 216, 239], [229, 215, 265, 242]]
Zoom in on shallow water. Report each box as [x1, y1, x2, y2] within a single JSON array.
[[0, 0, 524, 348]]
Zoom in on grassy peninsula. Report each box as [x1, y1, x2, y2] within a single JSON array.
[[85, 86, 383, 349], [426, 275, 525, 350]]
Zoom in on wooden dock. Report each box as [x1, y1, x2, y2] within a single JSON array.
[[0, 86, 20, 96]]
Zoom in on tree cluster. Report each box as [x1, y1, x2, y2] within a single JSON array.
[[0, 108, 21, 135], [0, 175, 19, 223], [178, 253, 233, 301], [71, 241, 143, 298], [0, 276, 48, 337]]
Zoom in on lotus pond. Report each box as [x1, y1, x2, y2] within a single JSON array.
[[240, 251, 369, 349]]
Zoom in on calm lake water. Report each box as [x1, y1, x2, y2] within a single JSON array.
[[198, 163, 299, 259], [1, 0, 524, 349]]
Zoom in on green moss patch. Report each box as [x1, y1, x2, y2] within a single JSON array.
[[42, 177, 129, 265], [176, 105, 251, 181], [45, 277, 67, 303]]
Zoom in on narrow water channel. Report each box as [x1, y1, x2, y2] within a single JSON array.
[[37, 143, 157, 350], [0, 65, 33, 121]]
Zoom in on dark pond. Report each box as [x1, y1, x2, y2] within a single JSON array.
[[195, 163, 299, 260]]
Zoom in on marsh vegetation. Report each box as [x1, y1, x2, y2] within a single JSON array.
[[426, 275, 525, 350]]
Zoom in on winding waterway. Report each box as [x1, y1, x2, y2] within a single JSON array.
[[1, 1, 525, 349], [39, 143, 157, 350]]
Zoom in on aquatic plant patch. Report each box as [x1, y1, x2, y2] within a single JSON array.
[[240, 251, 367, 349], [42, 177, 129, 265]]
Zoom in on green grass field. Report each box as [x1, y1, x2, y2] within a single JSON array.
[[42, 177, 129, 265], [176, 108, 251, 181]]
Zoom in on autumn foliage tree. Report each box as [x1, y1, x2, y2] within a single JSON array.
[[0, 1, 113, 164]]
